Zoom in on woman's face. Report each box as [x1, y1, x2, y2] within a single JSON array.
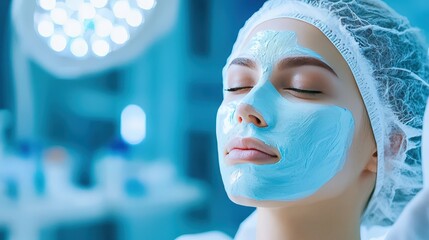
[[216, 18, 377, 207]]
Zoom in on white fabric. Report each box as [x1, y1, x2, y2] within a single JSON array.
[[234, 211, 257, 240], [175, 231, 232, 240], [233, 211, 391, 240]]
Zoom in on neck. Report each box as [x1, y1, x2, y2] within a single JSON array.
[[256, 172, 375, 240], [256, 201, 361, 240]]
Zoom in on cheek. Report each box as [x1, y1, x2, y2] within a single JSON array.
[[333, 85, 371, 173], [309, 119, 367, 199], [337, 116, 373, 184], [216, 103, 237, 144], [349, 104, 373, 164]]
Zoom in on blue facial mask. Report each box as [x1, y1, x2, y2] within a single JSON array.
[[216, 30, 355, 201]]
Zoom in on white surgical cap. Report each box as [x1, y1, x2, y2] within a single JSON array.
[[223, 0, 429, 226]]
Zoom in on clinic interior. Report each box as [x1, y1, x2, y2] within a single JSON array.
[[0, 0, 427, 239]]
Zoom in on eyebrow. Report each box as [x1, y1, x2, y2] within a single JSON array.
[[277, 56, 338, 76], [230, 57, 257, 69], [229, 56, 338, 76]]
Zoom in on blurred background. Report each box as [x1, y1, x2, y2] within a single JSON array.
[[0, 0, 427, 240]]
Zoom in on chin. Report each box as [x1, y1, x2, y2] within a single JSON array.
[[228, 194, 302, 208]]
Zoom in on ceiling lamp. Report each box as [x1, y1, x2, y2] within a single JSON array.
[[11, 0, 178, 78]]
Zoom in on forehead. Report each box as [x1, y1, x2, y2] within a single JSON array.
[[226, 18, 365, 114], [240, 30, 325, 65], [236, 18, 352, 80]]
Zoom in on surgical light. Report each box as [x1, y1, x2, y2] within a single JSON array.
[[112, 1, 130, 19], [78, 3, 96, 19], [37, 20, 55, 37], [126, 9, 143, 27], [50, 34, 68, 52], [90, 0, 108, 9], [39, 0, 56, 11], [137, 0, 156, 10], [70, 38, 89, 57], [65, 0, 84, 11], [63, 19, 82, 37], [92, 39, 110, 57], [50, 5, 69, 25], [12, 0, 178, 78], [110, 26, 129, 45], [94, 17, 113, 37]]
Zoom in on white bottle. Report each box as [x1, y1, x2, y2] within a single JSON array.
[[43, 146, 72, 198], [93, 139, 129, 203]]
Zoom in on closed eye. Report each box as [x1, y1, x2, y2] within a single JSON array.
[[224, 86, 254, 92], [284, 88, 322, 95]]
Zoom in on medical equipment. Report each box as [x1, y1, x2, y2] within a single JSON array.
[[11, 0, 178, 78]]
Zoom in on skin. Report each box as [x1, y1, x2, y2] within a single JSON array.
[[222, 18, 378, 240]]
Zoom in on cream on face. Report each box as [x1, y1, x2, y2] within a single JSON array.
[[216, 30, 355, 200]]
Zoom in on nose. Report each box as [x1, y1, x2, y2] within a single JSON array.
[[236, 103, 268, 128]]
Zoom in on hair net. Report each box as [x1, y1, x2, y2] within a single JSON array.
[[384, 99, 429, 240], [223, 0, 429, 226]]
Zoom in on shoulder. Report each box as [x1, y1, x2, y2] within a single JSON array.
[[176, 231, 232, 240]]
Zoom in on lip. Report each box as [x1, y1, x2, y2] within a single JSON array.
[[224, 138, 280, 165]]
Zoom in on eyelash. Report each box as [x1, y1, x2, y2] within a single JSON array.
[[224, 86, 253, 92], [283, 88, 322, 95], [225, 86, 322, 95]]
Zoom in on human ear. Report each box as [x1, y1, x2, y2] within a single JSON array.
[[365, 150, 378, 173], [369, 130, 406, 174], [386, 130, 406, 159], [363, 124, 379, 173]]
